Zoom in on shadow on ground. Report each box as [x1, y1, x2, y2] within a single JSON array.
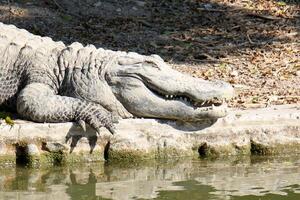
[[0, 0, 298, 64]]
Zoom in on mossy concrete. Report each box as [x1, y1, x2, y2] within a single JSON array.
[[0, 104, 299, 166], [107, 147, 195, 163], [0, 155, 16, 167]]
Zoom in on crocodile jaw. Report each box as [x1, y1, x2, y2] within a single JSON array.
[[106, 55, 234, 121]]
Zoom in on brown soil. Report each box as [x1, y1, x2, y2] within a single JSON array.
[[0, 0, 299, 108]]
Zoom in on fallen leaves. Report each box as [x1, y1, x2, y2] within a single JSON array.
[[0, 0, 299, 109]]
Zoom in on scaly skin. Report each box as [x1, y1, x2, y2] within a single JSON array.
[[0, 23, 124, 134], [0, 22, 234, 135]]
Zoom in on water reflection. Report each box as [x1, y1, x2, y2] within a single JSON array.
[[0, 156, 299, 200]]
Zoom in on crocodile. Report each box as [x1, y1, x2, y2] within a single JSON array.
[[0, 22, 234, 135]]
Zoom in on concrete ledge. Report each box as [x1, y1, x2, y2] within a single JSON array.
[[0, 104, 299, 166]]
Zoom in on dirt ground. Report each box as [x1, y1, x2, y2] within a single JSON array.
[[0, 0, 299, 109]]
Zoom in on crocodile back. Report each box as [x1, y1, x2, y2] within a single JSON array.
[[0, 23, 64, 110]]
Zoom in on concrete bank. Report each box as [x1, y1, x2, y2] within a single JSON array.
[[0, 104, 299, 166]]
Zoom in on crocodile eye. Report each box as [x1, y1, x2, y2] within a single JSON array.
[[104, 73, 111, 82], [118, 57, 142, 65]]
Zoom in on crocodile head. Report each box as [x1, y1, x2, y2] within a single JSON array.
[[105, 53, 234, 121]]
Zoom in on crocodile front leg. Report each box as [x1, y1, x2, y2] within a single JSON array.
[[17, 83, 116, 134]]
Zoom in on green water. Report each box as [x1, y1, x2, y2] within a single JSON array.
[[0, 156, 300, 200]]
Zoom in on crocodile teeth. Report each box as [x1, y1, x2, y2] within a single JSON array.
[[201, 101, 206, 106]]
